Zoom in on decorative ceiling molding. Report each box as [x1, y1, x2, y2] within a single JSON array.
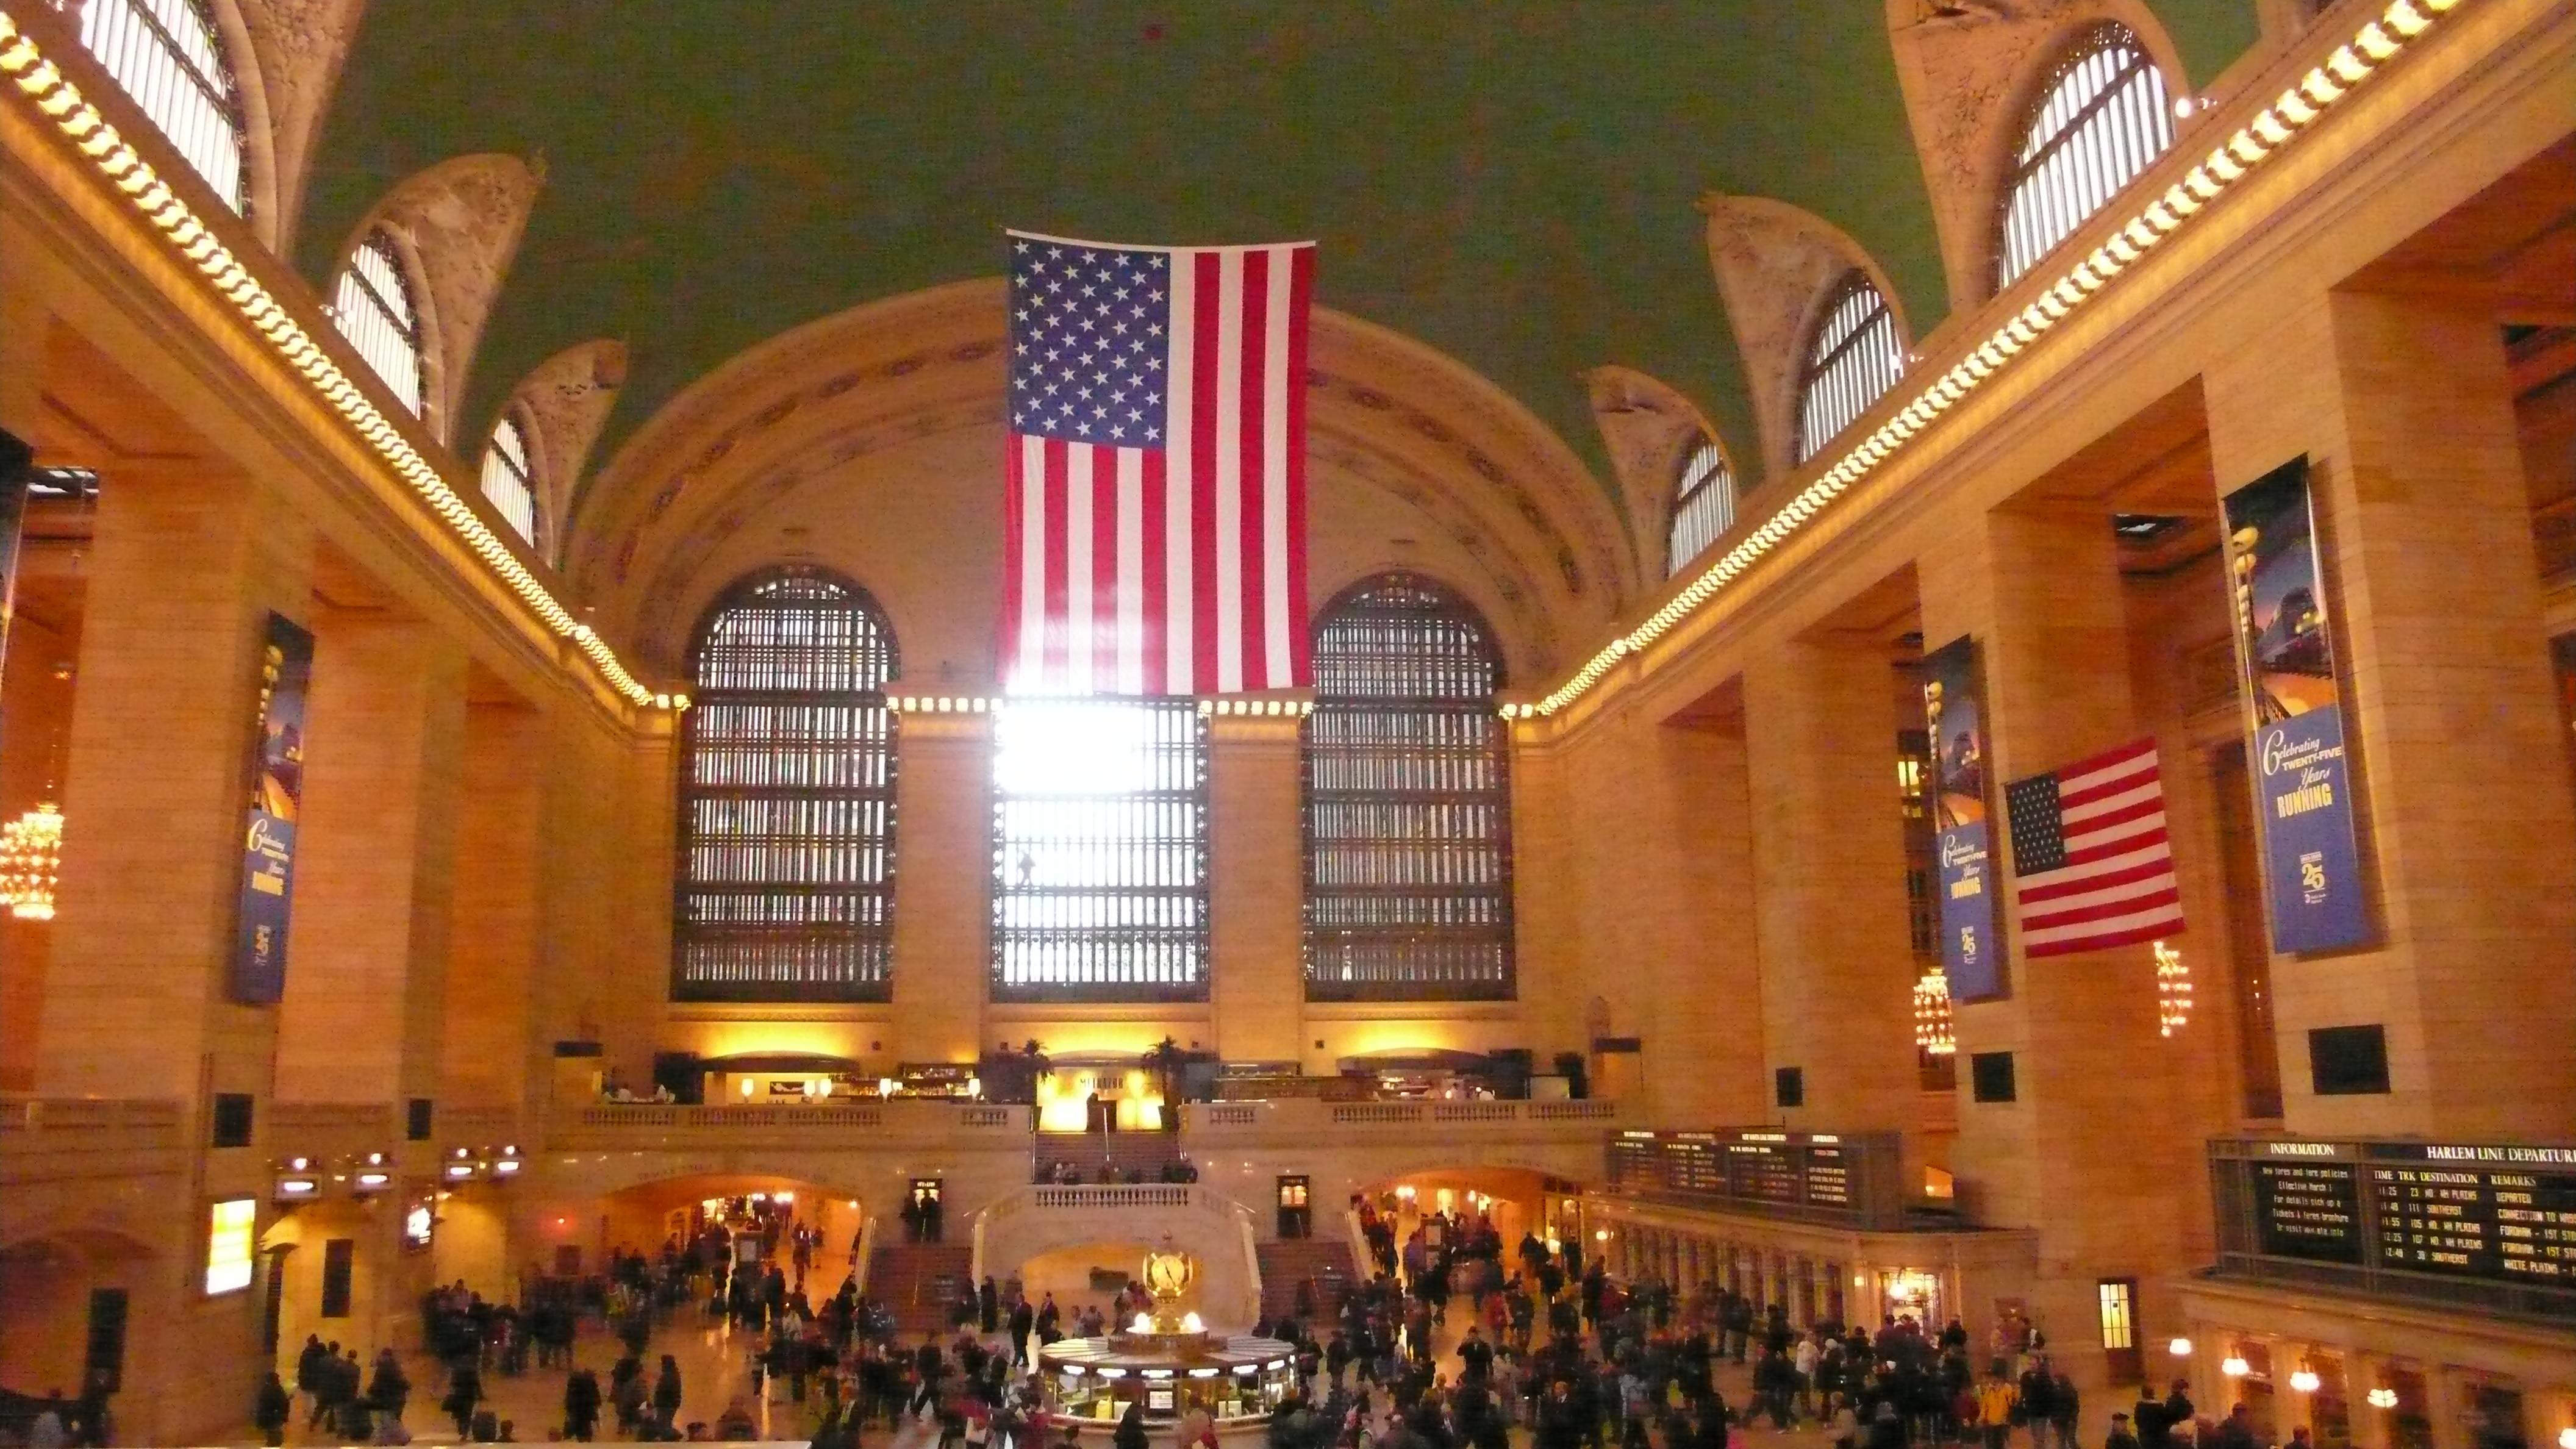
[[230, 0, 364, 256], [496, 337, 624, 565], [1583, 365, 1727, 576], [1700, 194, 1917, 485], [574, 279, 1627, 676], [340, 152, 543, 448], [1886, 0, 2195, 310]]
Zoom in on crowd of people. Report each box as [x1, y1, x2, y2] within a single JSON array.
[[207, 1195, 2302, 1449]]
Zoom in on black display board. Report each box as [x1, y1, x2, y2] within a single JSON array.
[[1606, 1129, 1902, 1229], [2363, 1144, 2576, 1284], [2213, 1139, 2576, 1312]]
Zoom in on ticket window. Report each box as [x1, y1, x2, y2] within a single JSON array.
[[1276, 1176, 1312, 1239], [2380, 1367, 2434, 1449], [2461, 1382, 2528, 1449]]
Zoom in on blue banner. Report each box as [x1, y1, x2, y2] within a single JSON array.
[[2223, 458, 2369, 954], [231, 614, 313, 1004], [1922, 636, 2005, 1000]]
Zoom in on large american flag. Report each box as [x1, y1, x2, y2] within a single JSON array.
[[2003, 737, 2185, 957], [1001, 231, 1314, 695]]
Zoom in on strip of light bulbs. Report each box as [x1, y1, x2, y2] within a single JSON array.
[[0, 13, 662, 709]]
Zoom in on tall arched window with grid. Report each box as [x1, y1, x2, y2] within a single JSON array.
[[1303, 573, 1514, 1001], [1996, 23, 2175, 288], [77, 0, 246, 214], [331, 229, 426, 418], [1666, 434, 1737, 578], [479, 410, 539, 549], [675, 568, 899, 1003], [1794, 271, 1904, 465]]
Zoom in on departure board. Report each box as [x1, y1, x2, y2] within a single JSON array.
[[2365, 1145, 2576, 1284], [2215, 1139, 2576, 1309], [1606, 1129, 1903, 1228]]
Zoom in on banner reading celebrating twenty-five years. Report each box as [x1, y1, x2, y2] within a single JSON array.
[[229, 614, 313, 1004], [2222, 457, 2370, 954], [1923, 636, 2006, 1001]]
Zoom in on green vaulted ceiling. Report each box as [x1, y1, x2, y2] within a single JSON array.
[[299, 2, 2259, 517]]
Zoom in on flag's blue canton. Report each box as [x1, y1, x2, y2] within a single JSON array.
[[2005, 773, 2068, 873], [1008, 238, 1173, 447]]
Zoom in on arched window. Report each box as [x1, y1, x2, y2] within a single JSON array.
[[1996, 23, 2175, 287], [479, 410, 539, 548], [990, 698, 1209, 1002], [1666, 434, 1736, 577], [77, 0, 246, 214], [332, 229, 426, 417], [675, 568, 899, 1002], [1794, 271, 1904, 465], [1303, 573, 1514, 1000]]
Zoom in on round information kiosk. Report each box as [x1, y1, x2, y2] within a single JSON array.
[[1038, 1245, 1297, 1433]]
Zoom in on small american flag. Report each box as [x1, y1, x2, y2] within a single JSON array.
[[2004, 737, 2184, 957], [1001, 230, 1314, 696]]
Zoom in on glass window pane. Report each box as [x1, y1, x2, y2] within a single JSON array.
[[1303, 573, 1514, 1001], [1997, 25, 2176, 287], [991, 697, 1210, 1001], [79, 0, 245, 213], [675, 569, 900, 1002]]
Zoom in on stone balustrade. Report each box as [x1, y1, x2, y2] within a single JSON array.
[[1181, 1095, 1622, 1141], [551, 1098, 1032, 1149]]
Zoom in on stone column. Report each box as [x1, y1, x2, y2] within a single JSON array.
[[32, 460, 312, 1439], [1742, 637, 1920, 1132], [1919, 502, 2192, 1372], [2203, 283, 2576, 1134], [271, 612, 468, 1357], [37, 462, 312, 1104], [2345, 1356, 2392, 1449], [1208, 707, 1305, 1062], [889, 707, 993, 1062], [441, 699, 545, 1112], [274, 612, 468, 1107]]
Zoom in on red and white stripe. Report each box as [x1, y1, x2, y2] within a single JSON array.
[[1001, 241, 1312, 695], [2014, 737, 2184, 957]]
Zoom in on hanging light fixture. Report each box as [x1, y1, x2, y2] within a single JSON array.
[[1913, 969, 1956, 1056], [0, 801, 64, 920], [2155, 940, 2192, 1037]]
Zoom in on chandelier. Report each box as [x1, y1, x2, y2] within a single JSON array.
[[0, 802, 64, 920], [1912, 968, 1956, 1056], [2155, 940, 2192, 1037]]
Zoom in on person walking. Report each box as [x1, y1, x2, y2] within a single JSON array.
[[254, 1373, 293, 1448], [1974, 1370, 2020, 1449], [652, 1354, 685, 1434], [442, 1360, 484, 1440], [564, 1366, 603, 1442]]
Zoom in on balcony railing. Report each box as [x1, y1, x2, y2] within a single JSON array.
[[1, 1095, 187, 1188], [554, 1099, 1031, 1148], [1182, 1096, 1623, 1140]]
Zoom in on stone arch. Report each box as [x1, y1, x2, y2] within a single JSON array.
[[484, 338, 626, 564], [1581, 365, 1734, 578], [1884, 0, 2195, 310], [567, 281, 1628, 692], [1698, 195, 1914, 486], [232, 0, 366, 257], [331, 153, 546, 447]]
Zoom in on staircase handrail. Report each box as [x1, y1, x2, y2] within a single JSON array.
[[853, 1214, 878, 1296]]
